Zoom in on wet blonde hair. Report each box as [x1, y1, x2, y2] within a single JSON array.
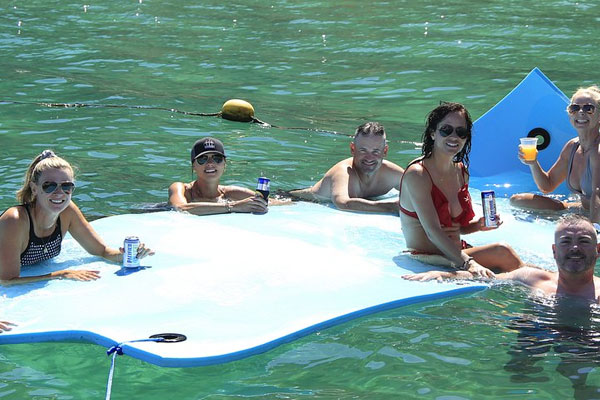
[[569, 85, 600, 108], [16, 150, 75, 204]]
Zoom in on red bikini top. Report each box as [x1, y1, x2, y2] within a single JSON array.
[[399, 160, 475, 228]]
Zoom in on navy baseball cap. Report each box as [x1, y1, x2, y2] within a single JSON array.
[[190, 137, 226, 163]]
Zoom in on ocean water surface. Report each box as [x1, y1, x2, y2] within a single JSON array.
[[2, 0, 600, 398]]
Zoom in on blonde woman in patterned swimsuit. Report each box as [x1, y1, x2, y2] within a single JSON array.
[[0, 150, 154, 285]]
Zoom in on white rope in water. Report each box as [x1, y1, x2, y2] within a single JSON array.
[[105, 349, 119, 400], [104, 338, 163, 400]]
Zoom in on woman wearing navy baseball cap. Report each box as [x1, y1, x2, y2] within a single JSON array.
[[168, 137, 269, 215]]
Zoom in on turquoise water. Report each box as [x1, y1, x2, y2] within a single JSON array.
[[2, 0, 600, 398]]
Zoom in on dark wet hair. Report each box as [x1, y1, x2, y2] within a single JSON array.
[[353, 122, 386, 142], [421, 102, 473, 167]]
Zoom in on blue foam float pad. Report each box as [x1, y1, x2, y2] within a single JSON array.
[[470, 67, 574, 195], [1, 68, 568, 367], [1, 203, 491, 367]]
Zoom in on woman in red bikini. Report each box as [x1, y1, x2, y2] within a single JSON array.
[[400, 102, 523, 279]]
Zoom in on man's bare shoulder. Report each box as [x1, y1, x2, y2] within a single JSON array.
[[378, 160, 405, 190], [318, 158, 353, 186], [298, 158, 353, 200], [323, 157, 354, 177], [381, 159, 405, 173], [498, 266, 555, 285]]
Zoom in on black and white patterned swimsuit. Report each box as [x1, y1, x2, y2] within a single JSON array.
[[19, 204, 63, 266]]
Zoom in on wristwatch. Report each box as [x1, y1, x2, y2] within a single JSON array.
[[459, 257, 474, 271]]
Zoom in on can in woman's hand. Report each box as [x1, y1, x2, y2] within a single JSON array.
[[256, 177, 270, 201], [123, 236, 140, 268], [481, 190, 497, 227]]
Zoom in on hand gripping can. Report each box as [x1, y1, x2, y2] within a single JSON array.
[[481, 190, 498, 228], [123, 236, 140, 268], [256, 177, 270, 201]]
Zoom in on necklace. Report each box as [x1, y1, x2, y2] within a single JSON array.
[[38, 224, 56, 255], [30, 208, 56, 255]]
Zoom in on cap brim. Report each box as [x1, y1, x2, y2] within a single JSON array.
[[194, 151, 226, 159]]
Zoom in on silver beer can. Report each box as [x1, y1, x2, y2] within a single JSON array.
[[481, 190, 498, 228], [123, 236, 140, 268]]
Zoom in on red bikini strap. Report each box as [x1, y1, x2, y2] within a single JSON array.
[[459, 162, 468, 186]]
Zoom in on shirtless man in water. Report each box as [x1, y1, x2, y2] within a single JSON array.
[[405, 214, 600, 302], [289, 122, 404, 214]]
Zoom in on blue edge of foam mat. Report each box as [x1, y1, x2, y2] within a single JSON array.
[[0, 286, 483, 368]]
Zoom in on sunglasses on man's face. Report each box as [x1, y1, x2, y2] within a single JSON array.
[[196, 154, 225, 165], [438, 124, 469, 139], [568, 103, 596, 115], [42, 181, 75, 194]]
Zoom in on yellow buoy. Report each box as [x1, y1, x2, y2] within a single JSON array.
[[221, 99, 255, 122]]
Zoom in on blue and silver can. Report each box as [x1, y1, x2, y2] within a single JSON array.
[[481, 190, 498, 228], [256, 177, 270, 200], [123, 236, 140, 268]]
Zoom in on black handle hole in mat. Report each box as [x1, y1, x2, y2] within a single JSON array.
[[150, 333, 187, 343], [527, 127, 550, 150]]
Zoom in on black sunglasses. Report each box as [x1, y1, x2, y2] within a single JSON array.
[[42, 181, 75, 194], [196, 154, 225, 165], [438, 124, 469, 139], [568, 103, 596, 114]]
